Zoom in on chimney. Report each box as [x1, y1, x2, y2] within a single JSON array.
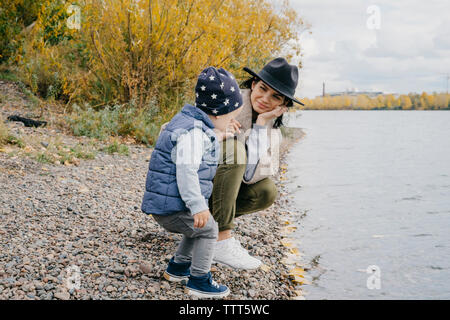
[[323, 82, 325, 97]]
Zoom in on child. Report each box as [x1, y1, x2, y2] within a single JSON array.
[[141, 66, 243, 298]]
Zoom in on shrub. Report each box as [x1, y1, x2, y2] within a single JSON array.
[[34, 142, 96, 164], [0, 115, 27, 149], [35, 151, 54, 164], [0, 0, 46, 63], [0, 116, 9, 145], [6, 0, 309, 143], [66, 102, 161, 146], [101, 141, 129, 156]]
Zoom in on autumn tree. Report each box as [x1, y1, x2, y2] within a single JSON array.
[[8, 0, 308, 124], [400, 95, 412, 110], [298, 92, 449, 110], [0, 0, 47, 63]]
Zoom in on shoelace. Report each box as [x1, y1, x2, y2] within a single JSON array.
[[210, 278, 220, 289]]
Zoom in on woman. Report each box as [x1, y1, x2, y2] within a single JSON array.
[[210, 57, 304, 269]]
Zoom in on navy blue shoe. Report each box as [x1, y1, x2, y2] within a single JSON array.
[[163, 257, 190, 284], [185, 272, 230, 298]]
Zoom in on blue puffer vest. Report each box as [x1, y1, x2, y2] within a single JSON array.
[[141, 104, 219, 215]]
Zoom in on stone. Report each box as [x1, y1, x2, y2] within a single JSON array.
[[44, 283, 54, 291], [112, 267, 125, 274], [21, 283, 35, 292], [105, 285, 115, 293], [54, 292, 70, 300], [139, 263, 152, 274]]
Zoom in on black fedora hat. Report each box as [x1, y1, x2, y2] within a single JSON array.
[[243, 57, 304, 106]]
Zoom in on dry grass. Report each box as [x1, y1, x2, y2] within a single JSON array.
[[0, 115, 9, 145]]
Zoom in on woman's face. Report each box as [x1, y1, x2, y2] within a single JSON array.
[[250, 80, 286, 114]]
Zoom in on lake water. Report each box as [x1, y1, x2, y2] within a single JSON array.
[[284, 110, 450, 300]]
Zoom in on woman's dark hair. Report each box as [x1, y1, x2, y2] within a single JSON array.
[[240, 77, 292, 129]]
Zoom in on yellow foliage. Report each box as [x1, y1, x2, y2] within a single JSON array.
[[78, 0, 307, 110], [8, 0, 311, 141], [300, 92, 450, 110]]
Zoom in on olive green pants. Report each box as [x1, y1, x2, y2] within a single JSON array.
[[209, 138, 278, 232]]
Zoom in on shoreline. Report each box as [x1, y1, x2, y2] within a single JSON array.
[[0, 105, 307, 300]]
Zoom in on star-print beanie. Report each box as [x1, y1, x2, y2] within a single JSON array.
[[195, 67, 243, 116]]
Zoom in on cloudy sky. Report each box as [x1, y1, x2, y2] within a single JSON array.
[[286, 0, 450, 98]]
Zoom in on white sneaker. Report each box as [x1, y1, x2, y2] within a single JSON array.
[[213, 237, 262, 270]]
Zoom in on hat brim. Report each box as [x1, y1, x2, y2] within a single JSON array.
[[243, 67, 305, 106]]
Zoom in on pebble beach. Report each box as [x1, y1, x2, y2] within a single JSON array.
[[0, 80, 306, 300]]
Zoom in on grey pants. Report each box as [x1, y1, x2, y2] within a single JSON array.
[[152, 211, 218, 277]]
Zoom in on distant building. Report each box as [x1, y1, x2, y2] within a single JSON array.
[[326, 89, 384, 98], [320, 83, 391, 99]]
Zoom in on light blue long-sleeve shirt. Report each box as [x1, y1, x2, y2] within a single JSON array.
[[175, 127, 212, 215]]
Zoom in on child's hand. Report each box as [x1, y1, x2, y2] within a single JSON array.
[[193, 210, 211, 228], [214, 119, 241, 141], [227, 119, 241, 135]]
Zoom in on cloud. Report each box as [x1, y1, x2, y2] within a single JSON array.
[[433, 21, 450, 51], [288, 0, 450, 98]]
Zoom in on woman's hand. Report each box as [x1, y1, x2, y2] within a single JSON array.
[[193, 209, 211, 228], [256, 106, 288, 126]]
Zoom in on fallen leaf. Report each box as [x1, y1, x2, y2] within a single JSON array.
[[281, 239, 294, 248], [291, 275, 304, 284], [259, 264, 271, 272], [289, 267, 305, 277], [282, 226, 297, 234], [24, 146, 34, 153], [78, 185, 89, 193]]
